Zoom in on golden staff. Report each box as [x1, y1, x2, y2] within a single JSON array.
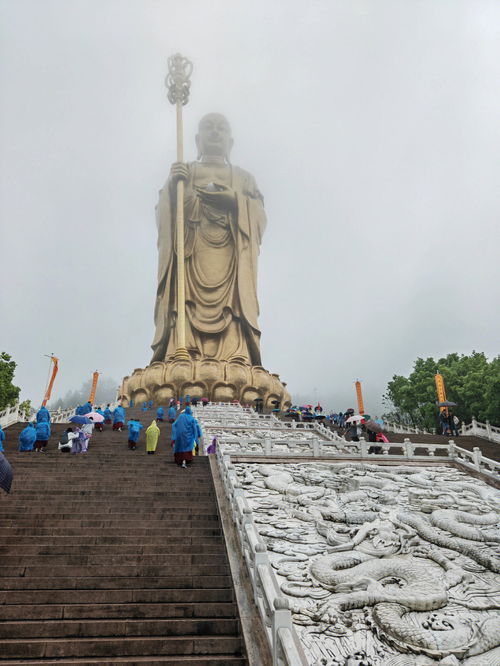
[[165, 53, 193, 360]]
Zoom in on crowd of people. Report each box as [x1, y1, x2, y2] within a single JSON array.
[[12, 397, 203, 469]]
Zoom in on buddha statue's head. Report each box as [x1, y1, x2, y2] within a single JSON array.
[[196, 113, 233, 162]]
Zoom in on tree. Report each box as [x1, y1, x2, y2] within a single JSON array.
[[19, 399, 32, 418], [383, 352, 500, 429], [0, 352, 21, 411]]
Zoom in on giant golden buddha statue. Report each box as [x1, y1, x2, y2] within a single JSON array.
[[121, 113, 291, 408], [152, 113, 265, 366]]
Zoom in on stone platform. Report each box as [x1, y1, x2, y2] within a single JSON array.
[[120, 358, 291, 409]]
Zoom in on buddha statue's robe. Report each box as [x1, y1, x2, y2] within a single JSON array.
[[151, 161, 266, 365]]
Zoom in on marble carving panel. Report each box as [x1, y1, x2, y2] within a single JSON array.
[[235, 463, 500, 665]]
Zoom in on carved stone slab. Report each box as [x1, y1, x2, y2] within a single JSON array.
[[235, 462, 500, 665]]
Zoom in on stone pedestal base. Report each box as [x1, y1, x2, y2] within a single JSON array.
[[120, 358, 291, 409]]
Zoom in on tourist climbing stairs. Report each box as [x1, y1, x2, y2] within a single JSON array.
[[0, 407, 248, 665]]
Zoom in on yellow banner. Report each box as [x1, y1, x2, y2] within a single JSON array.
[[42, 357, 59, 407], [88, 371, 100, 405], [355, 381, 364, 415], [435, 373, 447, 411]]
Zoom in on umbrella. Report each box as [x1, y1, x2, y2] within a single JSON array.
[[69, 415, 91, 425], [437, 401, 457, 407], [84, 412, 105, 423], [254, 398, 263, 402], [365, 419, 384, 433], [346, 408, 355, 413], [346, 414, 365, 424], [0, 453, 13, 494]]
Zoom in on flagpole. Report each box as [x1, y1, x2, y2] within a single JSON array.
[[42, 355, 59, 407], [166, 53, 192, 361], [42, 354, 53, 405]]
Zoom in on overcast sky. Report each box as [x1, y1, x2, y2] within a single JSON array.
[[1, 0, 499, 414]]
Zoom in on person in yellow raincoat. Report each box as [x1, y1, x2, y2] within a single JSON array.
[[146, 420, 160, 455]]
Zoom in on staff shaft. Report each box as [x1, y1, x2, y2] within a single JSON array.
[[175, 99, 187, 351]]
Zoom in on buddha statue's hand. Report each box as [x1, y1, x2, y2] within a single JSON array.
[[169, 162, 189, 184], [196, 184, 236, 211]]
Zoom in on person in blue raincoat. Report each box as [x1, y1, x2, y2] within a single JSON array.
[[156, 406, 164, 421], [36, 406, 51, 423], [142, 401, 148, 411], [35, 420, 51, 452], [172, 406, 201, 468], [18, 423, 37, 451], [113, 405, 126, 431], [103, 404, 113, 424], [127, 419, 143, 449], [168, 404, 176, 423], [0, 425, 5, 452]]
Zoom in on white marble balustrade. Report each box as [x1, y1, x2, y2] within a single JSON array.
[[216, 447, 308, 665]]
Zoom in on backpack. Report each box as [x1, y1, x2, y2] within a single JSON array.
[[60, 432, 70, 445]]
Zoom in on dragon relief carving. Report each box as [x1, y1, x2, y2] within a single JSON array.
[[235, 462, 500, 665]]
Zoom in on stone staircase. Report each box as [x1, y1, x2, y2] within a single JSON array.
[[0, 407, 248, 665]]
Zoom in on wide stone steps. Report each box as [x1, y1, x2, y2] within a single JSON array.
[[0, 589, 234, 605], [0, 602, 237, 620], [0, 407, 248, 663], [0, 576, 232, 591], [0, 656, 246, 665], [0, 537, 226, 548], [0, 635, 244, 659], [0, 618, 240, 639]]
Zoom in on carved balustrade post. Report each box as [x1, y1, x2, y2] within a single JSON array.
[[448, 440, 456, 459], [472, 447, 482, 471], [272, 597, 292, 666]]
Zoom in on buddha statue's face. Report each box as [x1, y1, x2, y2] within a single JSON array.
[[196, 113, 233, 160]]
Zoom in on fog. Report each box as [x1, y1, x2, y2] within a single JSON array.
[[1, 0, 499, 415]]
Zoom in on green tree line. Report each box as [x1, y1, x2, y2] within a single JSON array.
[[0, 352, 20, 411], [383, 352, 500, 430]]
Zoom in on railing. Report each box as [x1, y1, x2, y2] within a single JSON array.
[[216, 446, 308, 665], [0, 403, 30, 429], [1, 400, 121, 427], [384, 420, 433, 435], [462, 417, 500, 443], [215, 435, 499, 479]]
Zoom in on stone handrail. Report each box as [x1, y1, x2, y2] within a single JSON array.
[[1, 400, 121, 427], [214, 435, 499, 480], [384, 420, 433, 435], [215, 446, 308, 666], [461, 417, 500, 443], [0, 403, 30, 429]]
